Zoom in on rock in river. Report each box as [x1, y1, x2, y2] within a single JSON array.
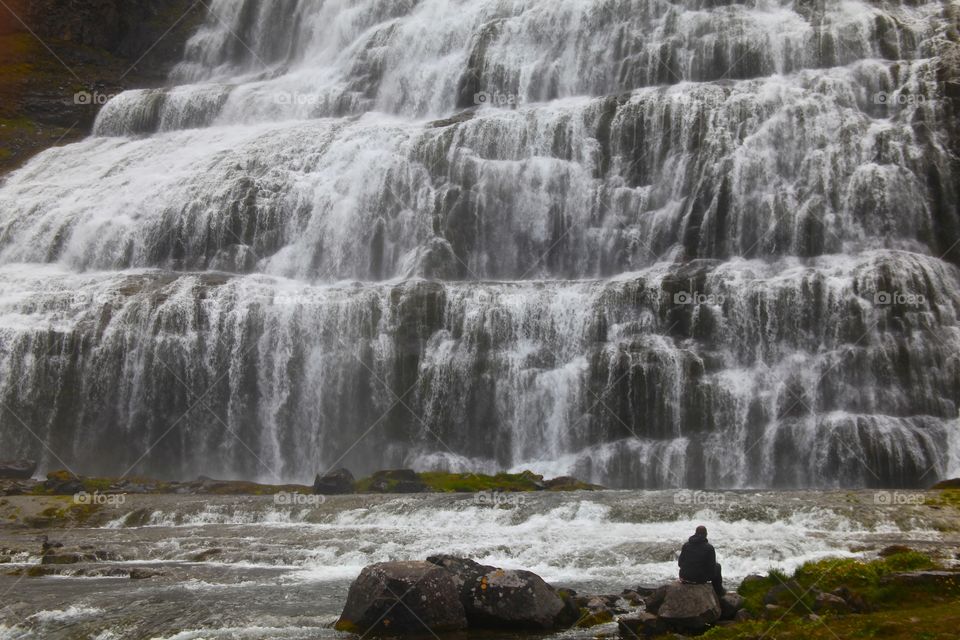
[[334, 561, 467, 634]]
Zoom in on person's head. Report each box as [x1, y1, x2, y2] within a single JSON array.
[[695, 525, 708, 538]]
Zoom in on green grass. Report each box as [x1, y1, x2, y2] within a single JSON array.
[[708, 550, 960, 639], [352, 470, 600, 493], [703, 601, 960, 639]]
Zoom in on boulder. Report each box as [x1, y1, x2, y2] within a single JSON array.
[[814, 592, 850, 614], [0, 460, 36, 479], [643, 585, 667, 613], [733, 609, 753, 622], [368, 469, 429, 493], [426, 555, 495, 597], [719, 592, 745, 619], [334, 561, 467, 634], [464, 567, 574, 629], [831, 586, 869, 613], [313, 468, 355, 495], [656, 583, 721, 633], [43, 470, 84, 495], [617, 611, 664, 638]]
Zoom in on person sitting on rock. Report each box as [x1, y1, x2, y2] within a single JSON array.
[[678, 525, 724, 598]]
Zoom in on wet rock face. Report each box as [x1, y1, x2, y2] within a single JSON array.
[[0, 0, 205, 172], [0, 459, 36, 479], [26, 0, 201, 62], [334, 561, 468, 635]]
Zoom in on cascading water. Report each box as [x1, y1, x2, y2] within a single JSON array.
[[0, 0, 958, 488]]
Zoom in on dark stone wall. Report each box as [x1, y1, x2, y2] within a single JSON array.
[[0, 0, 205, 172]]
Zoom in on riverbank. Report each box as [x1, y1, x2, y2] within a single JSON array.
[[0, 468, 601, 507], [328, 550, 960, 638]]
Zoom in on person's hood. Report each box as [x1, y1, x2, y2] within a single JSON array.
[[688, 533, 708, 544]]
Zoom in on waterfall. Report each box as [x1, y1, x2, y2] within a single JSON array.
[[0, 0, 957, 488]]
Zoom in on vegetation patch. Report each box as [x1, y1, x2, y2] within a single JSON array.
[[718, 551, 960, 639]]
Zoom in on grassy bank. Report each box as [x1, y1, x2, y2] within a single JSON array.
[[706, 550, 960, 639]]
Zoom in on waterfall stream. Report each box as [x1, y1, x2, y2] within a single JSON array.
[[0, 0, 957, 487]]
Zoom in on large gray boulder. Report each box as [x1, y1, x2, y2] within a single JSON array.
[[656, 583, 721, 633], [334, 561, 467, 634]]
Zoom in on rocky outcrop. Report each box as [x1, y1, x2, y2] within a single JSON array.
[[334, 561, 467, 634], [313, 468, 355, 494], [931, 478, 960, 489], [814, 592, 850, 614], [0, 459, 36, 479], [366, 469, 429, 493], [0, 0, 205, 172], [43, 470, 84, 495]]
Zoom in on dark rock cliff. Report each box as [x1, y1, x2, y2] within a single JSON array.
[[0, 0, 204, 172]]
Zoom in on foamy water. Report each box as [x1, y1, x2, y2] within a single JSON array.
[[0, 491, 954, 640]]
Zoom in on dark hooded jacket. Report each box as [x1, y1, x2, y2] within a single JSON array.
[[678, 533, 716, 583]]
